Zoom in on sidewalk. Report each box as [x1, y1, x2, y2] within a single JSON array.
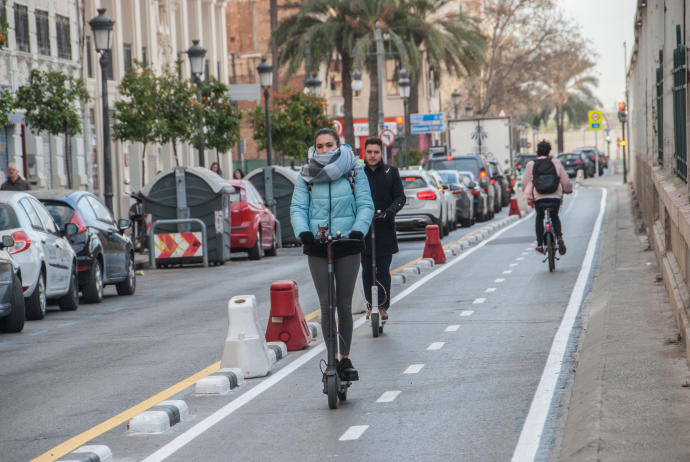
[[557, 175, 690, 461]]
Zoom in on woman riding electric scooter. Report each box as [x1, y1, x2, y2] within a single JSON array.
[[290, 128, 374, 403]]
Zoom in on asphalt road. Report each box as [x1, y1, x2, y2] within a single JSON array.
[[0, 199, 511, 461]]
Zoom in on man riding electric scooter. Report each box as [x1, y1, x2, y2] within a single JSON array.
[[361, 137, 406, 322]]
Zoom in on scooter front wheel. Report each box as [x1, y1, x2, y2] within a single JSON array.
[[371, 313, 380, 338], [327, 374, 338, 409]]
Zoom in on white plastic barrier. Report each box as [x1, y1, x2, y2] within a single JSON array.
[[221, 295, 273, 378]]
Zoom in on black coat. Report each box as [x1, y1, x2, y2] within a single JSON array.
[[362, 162, 406, 256]]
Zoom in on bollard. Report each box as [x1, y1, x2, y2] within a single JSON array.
[[422, 225, 446, 264], [265, 281, 312, 351], [221, 295, 273, 378]]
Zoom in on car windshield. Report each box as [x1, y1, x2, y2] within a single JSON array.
[[402, 176, 427, 189], [429, 158, 480, 175], [438, 172, 459, 184], [42, 202, 74, 228], [559, 154, 580, 161], [0, 204, 20, 230], [516, 155, 537, 164]]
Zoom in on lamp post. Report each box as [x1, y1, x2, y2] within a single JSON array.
[[351, 69, 364, 93], [398, 68, 410, 167], [451, 90, 460, 120], [89, 9, 115, 212], [465, 103, 473, 119], [304, 75, 322, 97], [187, 40, 206, 167], [257, 59, 274, 166], [375, 21, 385, 135]]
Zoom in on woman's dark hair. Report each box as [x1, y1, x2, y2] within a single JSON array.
[[233, 168, 245, 179], [313, 127, 340, 146], [210, 162, 222, 175], [537, 140, 551, 156]]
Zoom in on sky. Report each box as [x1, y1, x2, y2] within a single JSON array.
[[559, 0, 637, 112]]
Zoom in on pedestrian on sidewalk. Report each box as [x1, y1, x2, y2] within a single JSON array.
[[1, 164, 30, 191], [360, 137, 405, 321], [522, 140, 572, 255], [290, 127, 374, 382]]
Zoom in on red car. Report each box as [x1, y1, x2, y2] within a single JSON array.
[[229, 180, 278, 260]]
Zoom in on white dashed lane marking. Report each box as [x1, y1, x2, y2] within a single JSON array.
[[340, 425, 369, 441], [445, 324, 460, 332], [427, 342, 445, 351], [495, 278, 505, 283], [376, 391, 402, 403], [516, 257, 525, 261], [485, 288, 496, 293], [473, 298, 486, 304], [460, 310, 474, 317], [503, 270, 513, 274], [509, 263, 518, 268], [404, 364, 424, 374]]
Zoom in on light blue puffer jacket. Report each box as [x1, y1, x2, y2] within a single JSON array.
[[290, 170, 374, 238]]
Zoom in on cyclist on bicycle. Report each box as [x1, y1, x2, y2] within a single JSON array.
[[522, 140, 572, 255], [290, 128, 374, 382]]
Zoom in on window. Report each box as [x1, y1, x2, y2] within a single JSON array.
[[86, 36, 93, 78], [31, 199, 58, 234], [123, 43, 132, 72], [0, 1, 6, 23], [35, 10, 50, 55], [19, 199, 44, 231], [56, 15, 71, 59], [77, 197, 98, 223], [87, 195, 114, 225], [141, 45, 148, 67], [43, 202, 74, 228], [0, 204, 19, 231], [14, 4, 29, 52]]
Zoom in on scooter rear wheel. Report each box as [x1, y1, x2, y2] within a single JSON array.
[[371, 313, 380, 338], [327, 374, 338, 409]]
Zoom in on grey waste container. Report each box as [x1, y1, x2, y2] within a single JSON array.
[[141, 166, 233, 265], [245, 166, 300, 245]]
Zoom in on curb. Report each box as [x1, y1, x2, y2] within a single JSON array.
[[267, 341, 288, 363], [308, 321, 322, 339], [128, 400, 189, 434], [56, 445, 112, 462], [194, 368, 245, 395]]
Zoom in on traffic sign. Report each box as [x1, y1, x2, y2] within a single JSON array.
[[379, 129, 396, 147], [410, 112, 444, 124], [588, 110, 603, 131], [410, 123, 444, 134], [498, 108, 507, 117], [333, 120, 344, 137]]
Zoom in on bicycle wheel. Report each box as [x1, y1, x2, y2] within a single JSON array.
[[327, 374, 338, 409], [546, 233, 556, 272], [371, 313, 380, 338]]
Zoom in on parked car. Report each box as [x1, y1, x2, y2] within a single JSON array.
[[558, 152, 595, 178], [458, 171, 490, 222], [396, 170, 448, 237], [427, 155, 495, 219], [437, 170, 475, 227], [0, 192, 79, 319], [228, 179, 278, 260], [574, 146, 607, 175], [427, 170, 457, 233], [31, 190, 135, 303], [0, 234, 25, 333], [514, 154, 537, 170], [488, 159, 511, 208]]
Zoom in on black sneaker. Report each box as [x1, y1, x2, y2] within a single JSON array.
[[558, 238, 567, 255], [337, 357, 359, 381]]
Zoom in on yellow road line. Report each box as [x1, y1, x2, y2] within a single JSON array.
[[31, 361, 221, 462], [305, 309, 320, 321]]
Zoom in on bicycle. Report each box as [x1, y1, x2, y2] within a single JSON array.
[[542, 207, 558, 272]]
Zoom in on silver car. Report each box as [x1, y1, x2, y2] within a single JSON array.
[[427, 170, 457, 234], [395, 170, 448, 237]]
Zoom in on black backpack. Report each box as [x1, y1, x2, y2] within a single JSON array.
[[532, 158, 560, 194]]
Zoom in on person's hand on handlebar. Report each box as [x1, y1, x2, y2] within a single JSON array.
[[348, 230, 364, 241], [299, 231, 315, 245]]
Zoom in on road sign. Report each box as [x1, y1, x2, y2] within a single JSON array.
[[379, 129, 396, 147], [410, 123, 444, 134], [333, 120, 344, 137], [588, 110, 603, 131], [410, 112, 444, 124], [498, 108, 507, 117]]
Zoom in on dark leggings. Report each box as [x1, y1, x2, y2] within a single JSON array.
[[308, 254, 359, 356], [361, 254, 393, 309], [535, 199, 562, 246]]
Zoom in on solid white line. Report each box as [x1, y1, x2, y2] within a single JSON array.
[[503, 270, 513, 274], [473, 298, 486, 304], [339, 425, 369, 441], [142, 211, 535, 462], [427, 342, 445, 351], [511, 188, 607, 462], [485, 288, 496, 293], [495, 278, 506, 283], [460, 310, 474, 317], [404, 364, 424, 374], [376, 390, 401, 403], [445, 324, 461, 332]]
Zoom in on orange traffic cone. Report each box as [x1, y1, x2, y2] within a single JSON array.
[[422, 225, 446, 264], [509, 197, 522, 217]]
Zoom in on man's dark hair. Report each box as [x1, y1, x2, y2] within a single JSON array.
[[313, 127, 340, 146], [364, 137, 383, 150], [537, 140, 551, 156]]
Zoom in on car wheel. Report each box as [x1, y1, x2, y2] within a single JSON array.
[[248, 231, 262, 260], [0, 273, 25, 332], [25, 271, 47, 320], [264, 228, 278, 257], [116, 255, 136, 295], [59, 269, 79, 311], [83, 260, 104, 303]]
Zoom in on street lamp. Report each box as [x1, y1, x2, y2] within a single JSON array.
[[465, 103, 473, 119], [304, 75, 322, 97], [398, 68, 410, 167], [257, 59, 274, 166], [351, 68, 363, 93], [451, 90, 461, 120], [187, 40, 206, 167], [89, 8, 115, 212]]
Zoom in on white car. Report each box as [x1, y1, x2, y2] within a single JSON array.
[[396, 170, 449, 237], [428, 170, 458, 233], [0, 192, 79, 320]]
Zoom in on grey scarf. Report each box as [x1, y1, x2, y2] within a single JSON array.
[[300, 144, 362, 185]]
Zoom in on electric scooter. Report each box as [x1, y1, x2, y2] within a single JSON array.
[[370, 210, 385, 337], [319, 227, 360, 409]]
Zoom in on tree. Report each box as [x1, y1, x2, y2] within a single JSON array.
[[14, 69, 89, 188], [197, 77, 242, 162], [154, 64, 202, 166], [0, 88, 13, 127], [112, 63, 158, 187], [249, 89, 332, 164]]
